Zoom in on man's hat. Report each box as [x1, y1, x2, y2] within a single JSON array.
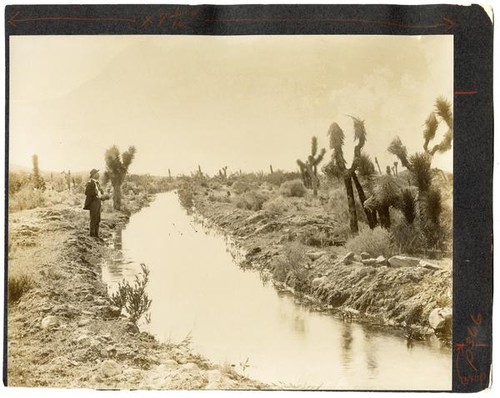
[[90, 168, 99, 177]]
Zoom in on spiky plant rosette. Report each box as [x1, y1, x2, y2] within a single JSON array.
[[397, 187, 418, 224], [409, 152, 432, 192], [349, 116, 367, 148], [423, 113, 439, 152], [327, 122, 345, 150], [435, 96, 453, 128], [388, 136, 412, 170], [357, 153, 376, 177], [373, 175, 402, 208], [420, 187, 442, 226]]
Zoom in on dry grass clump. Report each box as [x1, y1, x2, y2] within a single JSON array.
[[389, 213, 426, 255], [345, 226, 394, 258], [279, 179, 307, 198], [262, 196, 291, 215], [8, 273, 35, 304], [177, 184, 195, 210], [9, 186, 46, 212], [272, 242, 309, 291], [232, 180, 255, 195], [234, 191, 267, 211]]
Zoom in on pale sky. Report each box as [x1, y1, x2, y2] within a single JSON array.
[[9, 35, 453, 176]]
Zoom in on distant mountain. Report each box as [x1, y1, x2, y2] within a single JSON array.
[[9, 163, 31, 173]]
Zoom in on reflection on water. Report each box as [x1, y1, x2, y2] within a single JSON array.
[[102, 192, 451, 390], [341, 322, 353, 370], [363, 330, 378, 377]]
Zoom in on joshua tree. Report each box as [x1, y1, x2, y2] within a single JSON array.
[[388, 96, 453, 247], [393, 161, 399, 176], [103, 145, 136, 211], [31, 154, 45, 190], [324, 117, 376, 232], [297, 136, 326, 196]]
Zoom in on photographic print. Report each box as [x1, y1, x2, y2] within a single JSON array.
[[3, 3, 493, 393]]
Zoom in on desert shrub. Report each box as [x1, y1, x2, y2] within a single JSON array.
[[390, 213, 426, 255], [8, 273, 35, 304], [272, 242, 310, 292], [232, 180, 255, 195], [110, 263, 152, 324], [263, 170, 301, 187], [121, 181, 139, 196], [177, 185, 195, 210], [345, 226, 394, 258], [280, 179, 307, 198], [234, 191, 267, 211], [9, 172, 31, 195], [297, 226, 330, 247], [325, 186, 350, 225], [208, 194, 231, 203], [9, 185, 46, 212], [262, 196, 291, 215]]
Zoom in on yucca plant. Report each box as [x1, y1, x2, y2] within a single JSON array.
[[358, 153, 376, 177], [387, 96, 452, 249], [297, 136, 326, 196], [397, 187, 418, 224], [367, 175, 402, 228], [409, 152, 432, 192], [31, 154, 46, 191], [104, 145, 136, 210], [324, 117, 376, 232]]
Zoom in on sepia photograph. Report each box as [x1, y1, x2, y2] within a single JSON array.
[[6, 13, 458, 392]]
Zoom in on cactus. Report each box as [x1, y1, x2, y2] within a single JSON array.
[[269, 164, 274, 174]]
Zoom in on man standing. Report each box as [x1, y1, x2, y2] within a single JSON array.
[[84, 168, 104, 239]]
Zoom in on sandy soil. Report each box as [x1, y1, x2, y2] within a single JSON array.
[[6, 193, 266, 390]]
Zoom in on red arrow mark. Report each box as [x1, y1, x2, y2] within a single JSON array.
[[205, 16, 456, 33], [455, 91, 478, 95], [8, 12, 136, 27]]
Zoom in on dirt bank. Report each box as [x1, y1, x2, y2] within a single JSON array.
[[193, 188, 452, 340], [7, 193, 265, 389]]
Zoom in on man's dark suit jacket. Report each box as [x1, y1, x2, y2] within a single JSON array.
[[83, 179, 102, 210]]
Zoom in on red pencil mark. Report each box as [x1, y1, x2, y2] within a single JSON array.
[[8, 11, 137, 27], [455, 91, 478, 95], [455, 311, 490, 386], [8, 10, 456, 33], [158, 8, 190, 29], [204, 16, 456, 33], [141, 15, 154, 28]]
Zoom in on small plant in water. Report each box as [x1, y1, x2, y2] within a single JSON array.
[[110, 263, 152, 324]]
